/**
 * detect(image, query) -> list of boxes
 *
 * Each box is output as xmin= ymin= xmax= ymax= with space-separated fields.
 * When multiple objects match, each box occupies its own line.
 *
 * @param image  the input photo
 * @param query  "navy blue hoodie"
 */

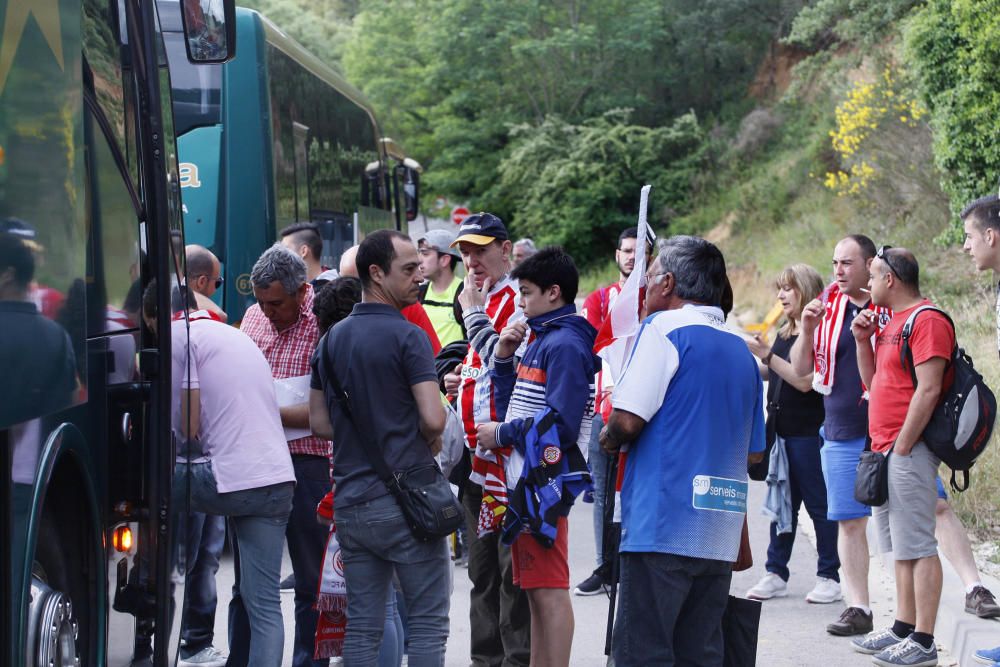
xmin=493 ymin=304 xmax=600 ymax=486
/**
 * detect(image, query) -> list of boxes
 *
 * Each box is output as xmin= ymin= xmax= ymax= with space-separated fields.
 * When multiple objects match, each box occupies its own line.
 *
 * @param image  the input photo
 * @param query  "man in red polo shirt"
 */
xmin=851 ymin=246 xmax=951 ymax=667
xmin=240 ymin=243 xmax=328 ymax=667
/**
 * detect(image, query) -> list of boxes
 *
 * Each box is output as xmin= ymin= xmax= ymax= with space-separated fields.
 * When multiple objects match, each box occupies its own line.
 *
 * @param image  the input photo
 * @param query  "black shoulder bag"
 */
xmin=854 ymin=437 xmax=890 ymax=507
xmin=320 ymin=339 xmax=463 ymax=541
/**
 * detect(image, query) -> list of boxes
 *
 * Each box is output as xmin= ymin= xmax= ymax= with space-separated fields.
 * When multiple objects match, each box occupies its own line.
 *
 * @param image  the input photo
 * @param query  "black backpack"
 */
xmin=900 ymin=306 xmax=997 ymax=491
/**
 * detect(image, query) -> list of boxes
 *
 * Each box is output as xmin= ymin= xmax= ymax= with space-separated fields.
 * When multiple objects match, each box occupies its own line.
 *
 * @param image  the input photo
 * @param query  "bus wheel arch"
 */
xmin=25 ymin=430 xmax=103 ymax=667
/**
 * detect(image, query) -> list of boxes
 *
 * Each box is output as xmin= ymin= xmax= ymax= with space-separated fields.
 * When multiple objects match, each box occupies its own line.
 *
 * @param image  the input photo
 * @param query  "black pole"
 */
xmin=603 ymin=450 xmax=622 ymax=659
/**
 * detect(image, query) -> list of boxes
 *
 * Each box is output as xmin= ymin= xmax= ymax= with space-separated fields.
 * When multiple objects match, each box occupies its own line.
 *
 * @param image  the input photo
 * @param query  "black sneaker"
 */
xmin=573 ymin=571 xmax=610 ymax=596
xmin=826 ymin=606 xmax=874 ymax=636
xmin=280 ymin=573 xmax=295 ymax=594
xmin=966 ymin=585 xmax=1000 ymax=619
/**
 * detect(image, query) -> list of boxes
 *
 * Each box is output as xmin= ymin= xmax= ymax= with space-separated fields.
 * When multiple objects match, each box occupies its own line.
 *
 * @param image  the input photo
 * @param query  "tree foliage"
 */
xmin=493 ymin=110 xmax=704 ymax=265
xmin=905 ymin=0 xmax=1000 ymax=224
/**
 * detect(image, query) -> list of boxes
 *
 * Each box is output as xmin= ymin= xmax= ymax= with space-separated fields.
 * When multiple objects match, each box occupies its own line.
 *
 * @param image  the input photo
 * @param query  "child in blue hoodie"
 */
xmin=475 ymin=246 xmax=599 ymax=667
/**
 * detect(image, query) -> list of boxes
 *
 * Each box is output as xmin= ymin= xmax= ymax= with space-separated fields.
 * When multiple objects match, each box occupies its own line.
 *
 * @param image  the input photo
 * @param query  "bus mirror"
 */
xmin=395 ymin=164 xmax=420 ymax=223
xmin=180 ymin=0 xmax=237 ymax=64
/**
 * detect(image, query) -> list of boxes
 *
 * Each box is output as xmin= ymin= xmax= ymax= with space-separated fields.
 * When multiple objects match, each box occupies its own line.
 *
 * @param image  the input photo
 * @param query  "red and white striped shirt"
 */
xmin=240 ymin=284 xmax=330 ymax=458
xmin=458 ymin=276 xmax=522 ymax=448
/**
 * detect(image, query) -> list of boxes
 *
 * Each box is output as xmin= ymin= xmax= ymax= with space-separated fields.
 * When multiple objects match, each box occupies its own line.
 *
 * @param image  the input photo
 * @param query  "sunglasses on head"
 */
xmin=876 ymin=245 xmax=901 ymax=278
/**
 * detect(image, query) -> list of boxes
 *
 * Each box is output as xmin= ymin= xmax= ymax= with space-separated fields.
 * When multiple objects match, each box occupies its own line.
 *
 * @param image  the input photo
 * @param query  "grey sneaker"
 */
xmin=826 ymin=606 xmax=874 ymax=636
xmin=851 ymin=627 xmax=905 ymax=655
xmin=872 ymin=637 xmax=938 ymax=667
xmin=966 ymin=585 xmax=1000 ymax=619
xmin=179 ymin=646 xmax=228 ymax=667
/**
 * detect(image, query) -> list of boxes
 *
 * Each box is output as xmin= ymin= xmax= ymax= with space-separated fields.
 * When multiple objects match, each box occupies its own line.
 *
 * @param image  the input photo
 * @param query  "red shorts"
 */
xmin=511 ymin=517 xmax=569 ymax=590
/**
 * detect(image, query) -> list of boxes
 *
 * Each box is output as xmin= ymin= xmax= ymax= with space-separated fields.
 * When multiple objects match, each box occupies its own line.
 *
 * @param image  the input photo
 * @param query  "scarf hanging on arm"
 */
xmin=313 ymin=500 xmax=346 ymax=659
xmin=812 ymin=283 xmax=890 ymax=396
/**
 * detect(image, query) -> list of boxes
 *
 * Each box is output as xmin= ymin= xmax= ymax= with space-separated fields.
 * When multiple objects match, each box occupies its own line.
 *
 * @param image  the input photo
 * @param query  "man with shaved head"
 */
xmin=185 ymin=245 xmax=227 ymax=322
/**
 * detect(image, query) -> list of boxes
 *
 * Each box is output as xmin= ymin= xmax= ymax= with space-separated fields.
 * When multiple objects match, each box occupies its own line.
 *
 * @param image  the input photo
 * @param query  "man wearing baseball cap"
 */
xmin=446 ymin=212 xmax=532 ymax=666
xmin=418 ymin=228 xmax=465 ymax=347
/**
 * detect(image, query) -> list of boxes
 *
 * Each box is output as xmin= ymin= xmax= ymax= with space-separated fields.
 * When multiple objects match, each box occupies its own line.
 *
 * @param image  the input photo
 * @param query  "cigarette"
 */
xmin=859 ymin=288 xmax=871 ymax=293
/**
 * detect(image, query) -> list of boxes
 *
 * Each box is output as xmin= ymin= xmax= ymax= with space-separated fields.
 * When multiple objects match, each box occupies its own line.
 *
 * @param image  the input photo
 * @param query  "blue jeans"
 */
xmin=378 ymin=591 xmax=404 ymax=667
xmin=765 ymin=435 xmax=840 ymax=582
xmin=227 ymin=455 xmax=329 ymax=667
xmin=587 ymin=414 xmax=610 ymax=566
xmin=613 ymin=552 xmax=732 ymax=666
xmin=183 ymin=462 xmax=292 ymax=667
xmin=181 ymin=512 xmax=226 ymax=656
xmin=335 ymin=494 xmax=451 ymax=667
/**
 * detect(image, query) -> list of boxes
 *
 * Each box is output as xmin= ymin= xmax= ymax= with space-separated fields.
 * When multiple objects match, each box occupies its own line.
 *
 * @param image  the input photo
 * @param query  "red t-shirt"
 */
xmin=868 ymin=300 xmax=954 ymax=452
xmin=402 ymin=302 xmax=442 ymax=355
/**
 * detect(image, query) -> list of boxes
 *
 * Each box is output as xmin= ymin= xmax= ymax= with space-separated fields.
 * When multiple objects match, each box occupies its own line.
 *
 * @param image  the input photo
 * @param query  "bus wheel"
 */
xmin=27 ymin=570 xmax=80 ymax=667
xmin=28 ymin=507 xmax=88 ymax=667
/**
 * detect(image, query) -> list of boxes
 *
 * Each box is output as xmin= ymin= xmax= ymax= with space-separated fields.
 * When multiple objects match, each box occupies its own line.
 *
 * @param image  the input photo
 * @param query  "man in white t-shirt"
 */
xmin=145 ymin=282 xmax=295 ymax=667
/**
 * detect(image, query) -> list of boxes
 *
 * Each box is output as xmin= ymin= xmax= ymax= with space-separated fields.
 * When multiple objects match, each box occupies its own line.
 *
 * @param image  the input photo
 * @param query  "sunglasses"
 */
xmin=197 ymin=274 xmax=224 ymax=289
xmin=876 ymin=245 xmax=901 ymax=279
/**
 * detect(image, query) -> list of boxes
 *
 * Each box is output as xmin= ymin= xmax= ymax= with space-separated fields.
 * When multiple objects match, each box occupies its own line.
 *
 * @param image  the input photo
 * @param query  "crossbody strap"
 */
xmin=319 ymin=334 xmax=401 ymax=494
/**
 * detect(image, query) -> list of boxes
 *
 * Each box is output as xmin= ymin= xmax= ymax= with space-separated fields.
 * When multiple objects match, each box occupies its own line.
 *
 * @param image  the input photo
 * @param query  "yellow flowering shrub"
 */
xmin=824 ymin=67 xmax=926 ymax=196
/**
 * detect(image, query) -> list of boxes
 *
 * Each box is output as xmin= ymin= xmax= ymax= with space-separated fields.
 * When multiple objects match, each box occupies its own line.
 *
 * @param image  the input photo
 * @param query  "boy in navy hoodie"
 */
xmin=476 ymin=246 xmax=599 ymax=667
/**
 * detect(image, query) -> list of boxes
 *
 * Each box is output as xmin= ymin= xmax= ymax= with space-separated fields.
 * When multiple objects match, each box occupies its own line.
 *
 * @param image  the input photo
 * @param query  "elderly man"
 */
xmin=512 ymin=238 xmax=537 ymax=268
xmin=238 ymin=244 xmax=327 ymax=667
xmin=601 ymin=236 xmax=765 ymax=666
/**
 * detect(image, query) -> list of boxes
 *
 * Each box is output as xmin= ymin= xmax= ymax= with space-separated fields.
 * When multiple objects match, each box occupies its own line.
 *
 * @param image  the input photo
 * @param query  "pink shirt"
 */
xmin=173 ymin=313 xmax=295 ymax=493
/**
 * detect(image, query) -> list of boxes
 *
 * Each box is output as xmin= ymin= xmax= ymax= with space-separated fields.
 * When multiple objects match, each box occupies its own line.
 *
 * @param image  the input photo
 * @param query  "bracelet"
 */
xmin=763 ymin=349 xmax=774 ymax=366
xmin=494 ymin=422 xmax=503 ymax=446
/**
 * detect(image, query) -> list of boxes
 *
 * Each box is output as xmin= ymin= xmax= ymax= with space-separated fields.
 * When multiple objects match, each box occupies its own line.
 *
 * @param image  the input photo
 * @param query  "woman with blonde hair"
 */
xmin=744 ymin=263 xmax=843 ymax=605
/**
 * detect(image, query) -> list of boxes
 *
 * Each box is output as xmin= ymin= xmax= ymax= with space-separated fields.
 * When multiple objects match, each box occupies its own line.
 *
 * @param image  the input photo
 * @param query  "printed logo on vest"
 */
xmin=692 ymin=475 xmax=748 ymax=513
xmin=542 ymin=446 xmax=562 ymax=465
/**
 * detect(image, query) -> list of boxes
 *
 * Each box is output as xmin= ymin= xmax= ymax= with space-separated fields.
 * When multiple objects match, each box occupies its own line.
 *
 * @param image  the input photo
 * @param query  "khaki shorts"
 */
xmin=873 ymin=442 xmax=940 ymax=561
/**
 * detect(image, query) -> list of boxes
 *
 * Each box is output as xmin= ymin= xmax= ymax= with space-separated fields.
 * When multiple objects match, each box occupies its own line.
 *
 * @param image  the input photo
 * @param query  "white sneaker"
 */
xmin=746 ymin=573 xmax=788 ymax=600
xmin=179 ymin=646 xmax=228 ymax=667
xmin=805 ymin=577 xmax=843 ymax=604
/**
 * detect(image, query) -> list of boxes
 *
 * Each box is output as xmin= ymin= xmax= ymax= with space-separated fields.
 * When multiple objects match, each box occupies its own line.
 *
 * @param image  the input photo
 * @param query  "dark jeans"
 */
xmin=181 ymin=511 xmax=226 ymax=656
xmin=227 ymin=455 xmax=330 ymax=667
xmin=462 ymin=484 xmax=531 ymax=667
xmin=765 ymin=435 xmax=841 ymax=582
xmin=613 ymin=552 xmax=732 ymax=667
xmin=336 ymin=493 xmax=451 ymax=666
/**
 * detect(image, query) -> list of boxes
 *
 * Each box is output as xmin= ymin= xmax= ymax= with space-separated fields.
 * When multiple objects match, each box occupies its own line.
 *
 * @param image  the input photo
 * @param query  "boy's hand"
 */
xmin=497 ymin=320 xmax=528 ymax=359
xmin=476 ymin=421 xmax=501 ymax=450
xmin=444 ymin=363 xmax=463 ymax=399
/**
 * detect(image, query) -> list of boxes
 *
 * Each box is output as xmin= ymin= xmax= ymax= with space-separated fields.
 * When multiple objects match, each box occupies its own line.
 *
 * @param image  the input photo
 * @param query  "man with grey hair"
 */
xmin=600 ymin=236 xmax=765 ymax=665
xmin=512 ymin=238 xmax=537 ymax=268
xmin=238 ymin=243 xmax=328 ymax=667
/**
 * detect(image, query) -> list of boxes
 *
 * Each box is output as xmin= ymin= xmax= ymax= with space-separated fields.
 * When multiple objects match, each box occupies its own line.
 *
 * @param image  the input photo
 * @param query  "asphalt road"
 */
xmin=200 ymin=481 xmax=957 ymax=666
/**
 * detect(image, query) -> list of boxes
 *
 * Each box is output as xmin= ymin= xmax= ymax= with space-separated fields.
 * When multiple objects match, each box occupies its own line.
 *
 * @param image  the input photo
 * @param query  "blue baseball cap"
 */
xmin=451 ymin=212 xmax=509 ymax=247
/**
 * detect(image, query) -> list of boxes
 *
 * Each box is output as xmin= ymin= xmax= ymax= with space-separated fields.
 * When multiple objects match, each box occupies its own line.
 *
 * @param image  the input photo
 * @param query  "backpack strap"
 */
xmin=951 ymin=468 xmax=970 ymax=493
xmin=898 ymin=305 xmax=955 ymax=387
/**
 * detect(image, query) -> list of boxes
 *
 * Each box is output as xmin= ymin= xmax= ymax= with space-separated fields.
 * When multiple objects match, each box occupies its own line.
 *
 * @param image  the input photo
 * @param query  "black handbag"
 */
xmin=748 ymin=372 xmax=783 ymax=482
xmin=320 ymin=338 xmax=464 ymax=541
xmin=853 ymin=439 xmax=890 ymax=507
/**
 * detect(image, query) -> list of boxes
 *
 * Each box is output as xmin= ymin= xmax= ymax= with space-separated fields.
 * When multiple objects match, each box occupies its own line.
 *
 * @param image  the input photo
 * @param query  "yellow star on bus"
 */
xmin=0 ymin=0 xmax=65 ymax=95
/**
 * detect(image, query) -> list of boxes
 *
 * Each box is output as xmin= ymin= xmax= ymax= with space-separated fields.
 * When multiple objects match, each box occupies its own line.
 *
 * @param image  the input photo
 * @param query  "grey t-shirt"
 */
xmin=311 ymin=302 xmax=438 ymax=509
xmin=822 ymin=300 xmax=869 ymax=441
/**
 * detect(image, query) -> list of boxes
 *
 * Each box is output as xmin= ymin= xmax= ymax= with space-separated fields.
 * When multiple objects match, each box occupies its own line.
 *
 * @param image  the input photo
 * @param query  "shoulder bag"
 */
xmin=320 ymin=338 xmax=463 ymax=541
xmin=748 ymin=369 xmax=783 ymax=482
xmin=853 ymin=438 xmax=890 ymax=507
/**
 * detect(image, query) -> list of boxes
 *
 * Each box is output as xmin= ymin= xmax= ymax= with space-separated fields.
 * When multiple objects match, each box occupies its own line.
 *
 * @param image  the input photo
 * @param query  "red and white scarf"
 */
xmin=313 ymin=523 xmax=347 ymax=659
xmin=812 ymin=282 xmax=890 ymax=395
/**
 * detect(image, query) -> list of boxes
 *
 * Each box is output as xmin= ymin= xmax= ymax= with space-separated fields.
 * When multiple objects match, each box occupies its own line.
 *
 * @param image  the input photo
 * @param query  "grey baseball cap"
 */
xmin=418 ymin=228 xmax=462 ymax=258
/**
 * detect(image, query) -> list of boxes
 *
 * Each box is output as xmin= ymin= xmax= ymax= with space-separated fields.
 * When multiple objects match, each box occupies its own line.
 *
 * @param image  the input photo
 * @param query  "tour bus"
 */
xmin=0 ymin=0 xmax=233 ymax=664
xmin=161 ymin=5 xmax=421 ymax=322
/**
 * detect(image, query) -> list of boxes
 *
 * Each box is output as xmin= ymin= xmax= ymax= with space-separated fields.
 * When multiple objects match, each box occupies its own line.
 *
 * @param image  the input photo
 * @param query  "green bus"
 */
xmin=0 ymin=0 xmax=234 ymax=663
xmin=161 ymin=4 xmax=421 ymax=322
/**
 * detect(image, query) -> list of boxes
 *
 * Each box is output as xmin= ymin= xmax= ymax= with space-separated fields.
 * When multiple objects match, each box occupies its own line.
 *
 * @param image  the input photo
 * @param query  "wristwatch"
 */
xmin=763 ymin=349 xmax=774 ymax=366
